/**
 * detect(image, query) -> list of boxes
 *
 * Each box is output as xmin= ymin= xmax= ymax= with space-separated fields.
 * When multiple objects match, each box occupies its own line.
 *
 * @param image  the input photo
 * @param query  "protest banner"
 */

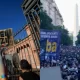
xmin=40 ymin=29 xmax=60 ymax=68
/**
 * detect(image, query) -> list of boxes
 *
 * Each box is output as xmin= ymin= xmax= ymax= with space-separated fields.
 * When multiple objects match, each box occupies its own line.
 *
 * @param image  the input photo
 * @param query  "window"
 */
xmin=26 ymin=44 xmax=29 ymax=47
xmin=6 ymin=39 xmax=8 ymax=43
xmin=34 ymin=27 xmax=37 ymax=32
xmin=21 ymin=46 xmax=23 ymax=49
xmin=16 ymin=48 xmax=19 ymax=53
xmin=0 ymin=33 xmax=4 ymax=37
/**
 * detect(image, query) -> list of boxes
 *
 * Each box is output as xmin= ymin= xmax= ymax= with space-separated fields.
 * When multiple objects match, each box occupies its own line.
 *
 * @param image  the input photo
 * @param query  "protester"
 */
xmin=19 ymin=59 xmax=40 ymax=80
xmin=60 ymin=46 xmax=80 ymax=80
xmin=41 ymin=45 xmax=80 ymax=80
xmin=78 ymin=67 xmax=80 ymax=80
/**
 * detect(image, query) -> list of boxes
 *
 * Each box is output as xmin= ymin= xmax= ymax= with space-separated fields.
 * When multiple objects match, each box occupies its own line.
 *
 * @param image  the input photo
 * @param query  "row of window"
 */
xmin=0 ymin=31 xmax=6 ymax=37
xmin=0 ymin=38 xmax=8 ymax=44
xmin=16 ymin=44 xmax=30 ymax=53
xmin=0 ymin=30 xmax=12 ymax=37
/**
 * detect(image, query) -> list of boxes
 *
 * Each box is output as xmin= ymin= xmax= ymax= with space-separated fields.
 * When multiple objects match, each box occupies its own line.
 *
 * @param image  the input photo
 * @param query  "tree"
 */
xmin=14 ymin=39 xmax=22 ymax=44
xmin=40 ymin=10 xmax=53 ymax=29
xmin=76 ymin=31 xmax=80 ymax=45
xmin=53 ymin=26 xmax=73 ymax=45
xmin=40 ymin=2 xmax=53 ymax=29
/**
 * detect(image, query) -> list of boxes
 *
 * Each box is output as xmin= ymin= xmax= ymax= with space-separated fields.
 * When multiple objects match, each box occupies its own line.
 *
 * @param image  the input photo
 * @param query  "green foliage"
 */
xmin=14 ymin=39 xmax=22 ymax=44
xmin=76 ymin=31 xmax=80 ymax=45
xmin=40 ymin=9 xmax=53 ymax=30
xmin=52 ymin=26 xmax=73 ymax=45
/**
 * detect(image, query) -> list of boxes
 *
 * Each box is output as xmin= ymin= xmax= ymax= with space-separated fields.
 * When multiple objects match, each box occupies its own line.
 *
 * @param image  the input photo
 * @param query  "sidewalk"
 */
xmin=40 ymin=66 xmax=62 ymax=80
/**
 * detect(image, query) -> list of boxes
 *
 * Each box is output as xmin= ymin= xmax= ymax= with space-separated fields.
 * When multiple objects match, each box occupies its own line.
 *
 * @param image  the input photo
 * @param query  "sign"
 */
xmin=40 ymin=29 xmax=60 ymax=67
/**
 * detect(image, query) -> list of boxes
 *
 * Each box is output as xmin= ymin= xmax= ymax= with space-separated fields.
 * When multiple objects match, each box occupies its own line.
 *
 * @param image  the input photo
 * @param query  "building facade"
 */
xmin=22 ymin=0 xmax=40 ymax=67
xmin=41 ymin=0 xmax=63 ymax=26
xmin=22 ymin=0 xmax=40 ymax=49
xmin=5 ymin=25 xmax=40 ymax=69
xmin=5 ymin=0 xmax=40 ymax=69
xmin=0 ymin=28 xmax=14 ymax=46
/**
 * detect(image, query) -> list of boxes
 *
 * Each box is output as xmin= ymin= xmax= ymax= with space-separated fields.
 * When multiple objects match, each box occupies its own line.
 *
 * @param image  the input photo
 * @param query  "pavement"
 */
xmin=40 ymin=66 xmax=62 ymax=80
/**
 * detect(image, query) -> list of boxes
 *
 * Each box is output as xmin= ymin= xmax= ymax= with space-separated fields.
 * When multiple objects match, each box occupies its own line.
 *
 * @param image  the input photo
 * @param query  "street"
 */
xmin=40 ymin=66 xmax=62 ymax=80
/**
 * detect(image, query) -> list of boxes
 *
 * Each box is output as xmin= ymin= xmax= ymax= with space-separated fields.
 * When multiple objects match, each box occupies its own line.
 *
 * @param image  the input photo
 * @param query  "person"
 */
xmin=19 ymin=59 xmax=40 ymax=80
xmin=78 ymin=67 xmax=80 ymax=80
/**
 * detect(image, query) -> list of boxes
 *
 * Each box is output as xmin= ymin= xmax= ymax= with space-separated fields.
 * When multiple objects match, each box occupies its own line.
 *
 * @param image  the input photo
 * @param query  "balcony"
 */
xmin=22 ymin=0 xmax=38 ymax=14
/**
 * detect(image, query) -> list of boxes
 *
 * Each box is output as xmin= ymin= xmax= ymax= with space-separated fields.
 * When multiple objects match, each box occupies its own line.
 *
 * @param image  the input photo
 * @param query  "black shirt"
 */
xmin=20 ymin=71 xmax=40 ymax=80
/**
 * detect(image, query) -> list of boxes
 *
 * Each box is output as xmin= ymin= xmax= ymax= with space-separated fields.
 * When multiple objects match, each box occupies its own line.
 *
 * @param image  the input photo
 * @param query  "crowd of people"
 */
xmin=40 ymin=46 xmax=80 ymax=80
xmin=60 ymin=46 xmax=80 ymax=80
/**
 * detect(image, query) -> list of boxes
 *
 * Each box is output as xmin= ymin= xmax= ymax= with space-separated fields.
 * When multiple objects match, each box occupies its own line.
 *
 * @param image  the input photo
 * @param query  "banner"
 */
xmin=40 ymin=29 xmax=60 ymax=67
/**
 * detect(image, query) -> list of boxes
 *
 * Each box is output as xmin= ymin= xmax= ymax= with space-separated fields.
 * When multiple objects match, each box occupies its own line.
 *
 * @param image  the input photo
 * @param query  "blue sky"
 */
xmin=0 ymin=0 xmax=27 ymax=34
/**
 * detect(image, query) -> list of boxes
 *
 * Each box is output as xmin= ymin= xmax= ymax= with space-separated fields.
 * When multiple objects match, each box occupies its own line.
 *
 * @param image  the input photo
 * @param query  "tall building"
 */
xmin=73 ymin=4 xmax=79 ymax=46
xmin=41 ymin=0 xmax=63 ymax=26
xmin=22 ymin=0 xmax=40 ymax=68
xmin=22 ymin=0 xmax=40 ymax=49
xmin=0 ymin=28 xmax=14 ymax=46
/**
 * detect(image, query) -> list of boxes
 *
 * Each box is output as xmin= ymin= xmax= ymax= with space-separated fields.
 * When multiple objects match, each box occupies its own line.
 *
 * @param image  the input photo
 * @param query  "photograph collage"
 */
xmin=0 ymin=0 xmax=80 ymax=80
